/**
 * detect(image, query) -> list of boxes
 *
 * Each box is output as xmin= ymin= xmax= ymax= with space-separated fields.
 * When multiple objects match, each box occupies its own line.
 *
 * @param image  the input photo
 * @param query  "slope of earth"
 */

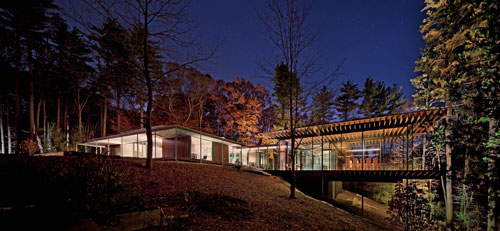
xmin=129 ymin=160 xmax=387 ymax=231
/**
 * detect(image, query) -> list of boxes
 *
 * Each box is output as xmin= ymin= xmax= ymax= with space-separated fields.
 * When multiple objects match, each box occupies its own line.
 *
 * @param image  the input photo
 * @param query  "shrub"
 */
xmin=388 ymin=181 xmax=434 ymax=230
xmin=366 ymin=182 xmax=395 ymax=205
xmin=0 ymin=156 xmax=143 ymax=226
xmin=20 ymin=139 xmax=40 ymax=155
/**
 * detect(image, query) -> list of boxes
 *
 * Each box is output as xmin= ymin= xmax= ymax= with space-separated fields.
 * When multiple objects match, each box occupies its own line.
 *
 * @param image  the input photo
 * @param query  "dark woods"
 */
xmin=0 ymin=0 xmax=406 ymax=154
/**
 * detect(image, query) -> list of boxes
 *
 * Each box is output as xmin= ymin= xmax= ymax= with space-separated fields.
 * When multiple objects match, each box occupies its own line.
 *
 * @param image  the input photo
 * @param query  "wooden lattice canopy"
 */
xmin=262 ymin=108 xmax=447 ymax=144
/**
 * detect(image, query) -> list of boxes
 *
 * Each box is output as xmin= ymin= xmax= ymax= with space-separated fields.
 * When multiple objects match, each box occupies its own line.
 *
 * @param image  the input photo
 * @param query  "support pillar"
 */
xmin=266 ymin=145 xmax=269 ymax=169
xmin=120 ymin=136 xmax=123 ymax=157
xmin=278 ymin=140 xmax=281 ymax=170
xmin=321 ymin=134 xmax=324 ymax=170
xmin=340 ymin=133 xmax=343 ymax=170
xmin=285 ymin=142 xmax=288 ymax=170
xmin=221 ymin=141 xmax=225 ymax=165
xmin=328 ymin=181 xmax=343 ymax=200
xmin=406 ymin=125 xmax=409 ymax=170
xmin=382 ymin=128 xmax=385 ymax=170
xmin=362 ymin=130 xmax=365 ymax=170
xmin=329 ymin=141 xmax=332 ymax=170
xmin=311 ymin=138 xmax=314 ymax=170
xmin=321 ymin=177 xmax=324 ymax=198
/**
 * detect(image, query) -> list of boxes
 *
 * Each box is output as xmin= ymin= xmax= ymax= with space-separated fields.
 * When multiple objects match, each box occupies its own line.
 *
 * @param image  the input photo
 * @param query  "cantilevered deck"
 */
xmin=265 ymin=170 xmax=445 ymax=182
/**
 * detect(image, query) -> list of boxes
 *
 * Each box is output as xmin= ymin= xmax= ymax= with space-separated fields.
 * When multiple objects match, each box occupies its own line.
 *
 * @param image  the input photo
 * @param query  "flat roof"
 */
xmin=262 ymin=108 xmax=447 ymax=141
xmin=78 ymin=125 xmax=244 ymax=146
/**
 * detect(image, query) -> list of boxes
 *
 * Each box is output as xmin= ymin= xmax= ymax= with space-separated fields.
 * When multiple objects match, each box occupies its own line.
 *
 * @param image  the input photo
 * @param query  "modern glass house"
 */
xmin=76 ymin=125 xmax=244 ymax=164
xmin=77 ymin=109 xmax=447 ymax=171
xmin=261 ymin=108 xmax=447 ymax=171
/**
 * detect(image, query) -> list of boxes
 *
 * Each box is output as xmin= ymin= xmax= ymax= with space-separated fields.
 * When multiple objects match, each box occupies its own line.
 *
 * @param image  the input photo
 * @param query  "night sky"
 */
xmin=189 ymin=0 xmax=426 ymax=97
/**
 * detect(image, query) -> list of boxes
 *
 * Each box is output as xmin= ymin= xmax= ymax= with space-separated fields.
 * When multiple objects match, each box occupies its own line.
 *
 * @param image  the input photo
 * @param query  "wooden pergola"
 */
xmin=262 ymin=108 xmax=447 ymax=141
xmin=261 ymin=108 xmax=447 ymax=172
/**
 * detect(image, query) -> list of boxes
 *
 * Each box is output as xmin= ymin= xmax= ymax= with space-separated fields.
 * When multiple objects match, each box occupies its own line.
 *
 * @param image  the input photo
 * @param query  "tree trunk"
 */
xmin=14 ymin=41 xmax=21 ymax=154
xmin=36 ymin=98 xmax=41 ymax=137
xmin=444 ymin=101 xmax=453 ymax=227
xmin=102 ymin=98 xmax=107 ymax=137
xmin=78 ymin=108 xmax=82 ymax=135
xmin=14 ymin=76 xmax=20 ymax=153
xmin=487 ymin=118 xmax=497 ymax=231
xmin=140 ymin=99 xmax=144 ymax=128
xmin=289 ymin=71 xmax=296 ymax=199
xmin=43 ymin=99 xmax=46 ymax=145
xmin=29 ymin=70 xmax=35 ymax=141
xmin=64 ymin=100 xmax=68 ymax=134
xmin=0 ymin=95 xmax=4 ymax=154
xmin=116 ymin=93 xmax=121 ymax=133
xmin=199 ymin=99 xmax=204 ymax=131
xmin=56 ymin=97 xmax=61 ymax=129
xmin=6 ymin=96 xmax=11 ymax=154
xmin=144 ymin=2 xmax=153 ymax=169
xmin=185 ymin=99 xmax=192 ymax=125
xmin=422 ymin=136 xmax=426 ymax=170
xmin=64 ymin=100 xmax=69 ymax=151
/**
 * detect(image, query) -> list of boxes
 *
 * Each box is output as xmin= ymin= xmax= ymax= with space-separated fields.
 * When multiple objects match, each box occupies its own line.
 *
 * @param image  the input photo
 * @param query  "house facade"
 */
xmin=77 ymin=108 xmax=446 ymax=171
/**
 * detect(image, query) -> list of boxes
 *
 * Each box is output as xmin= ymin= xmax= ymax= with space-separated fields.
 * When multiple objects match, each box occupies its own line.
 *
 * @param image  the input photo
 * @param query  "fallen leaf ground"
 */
xmin=126 ymin=159 xmax=387 ymax=231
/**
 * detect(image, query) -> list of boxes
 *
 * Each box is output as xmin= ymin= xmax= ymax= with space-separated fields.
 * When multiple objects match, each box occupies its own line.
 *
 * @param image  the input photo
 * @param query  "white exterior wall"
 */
xmin=122 ymin=143 xmax=134 ymax=158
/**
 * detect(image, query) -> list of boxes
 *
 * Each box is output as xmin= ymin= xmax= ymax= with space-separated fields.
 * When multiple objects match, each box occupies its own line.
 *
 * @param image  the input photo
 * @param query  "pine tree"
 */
xmin=272 ymin=63 xmax=306 ymax=129
xmin=413 ymin=0 xmax=500 ymax=229
xmin=333 ymin=81 xmax=360 ymax=121
xmin=310 ymin=85 xmax=334 ymax=124
xmin=386 ymin=84 xmax=405 ymax=114
xmin=360 ymin=77 xmax=390 ymax=117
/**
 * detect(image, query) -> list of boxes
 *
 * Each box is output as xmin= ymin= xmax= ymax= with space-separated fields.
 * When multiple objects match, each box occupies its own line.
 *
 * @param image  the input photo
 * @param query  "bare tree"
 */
xmin=75 ymin=88 xmax=89 ymax=135
xmin=260 ymin=0 xmax=328 ymax=198
xmin=66 ymin=0 xmax=216 ymax=169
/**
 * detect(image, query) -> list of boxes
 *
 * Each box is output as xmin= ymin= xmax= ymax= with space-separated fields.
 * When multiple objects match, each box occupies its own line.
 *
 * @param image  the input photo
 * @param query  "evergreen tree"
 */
xmin=0 ymin=0 xmax=57 ymax=152
xmin=310 ymin=85 xmax=334 ymax=124
xmin=334 ymin=81 xmax=361 ymax=121
xmin=413 ymin=0 xmax=500 ymax=229
xmin=386 ymin=84 xmax=405 ymax=114
xmin=272 ymin=63 xmax=306 ymax=129
xmin=359 ymin=77 xmax=386 ymax=117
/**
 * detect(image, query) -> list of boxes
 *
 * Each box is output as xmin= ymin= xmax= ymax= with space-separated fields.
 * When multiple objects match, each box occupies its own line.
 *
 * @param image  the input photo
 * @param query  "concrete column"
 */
xmin=321 ymin=177 xmax=324 ymax=198
xmin=328 ymin=181 xmax=343 ymax=200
